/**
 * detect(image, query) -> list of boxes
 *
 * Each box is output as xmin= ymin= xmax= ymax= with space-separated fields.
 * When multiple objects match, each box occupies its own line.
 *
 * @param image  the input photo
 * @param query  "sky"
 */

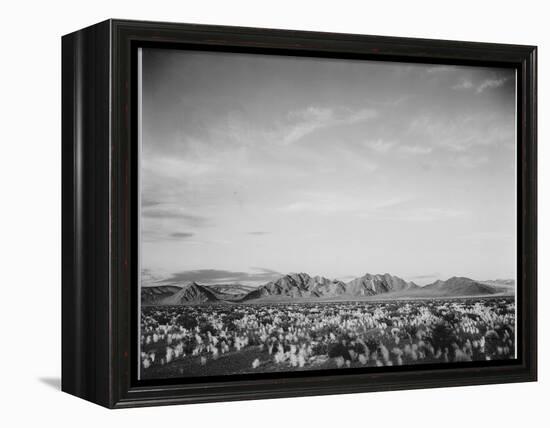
xmin=139 ymin=48 xmax=516 ymax=287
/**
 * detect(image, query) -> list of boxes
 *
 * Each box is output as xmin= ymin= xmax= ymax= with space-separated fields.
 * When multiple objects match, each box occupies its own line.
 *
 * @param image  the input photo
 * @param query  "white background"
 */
xmin=0 ymin=0 xmax=546 ymax=425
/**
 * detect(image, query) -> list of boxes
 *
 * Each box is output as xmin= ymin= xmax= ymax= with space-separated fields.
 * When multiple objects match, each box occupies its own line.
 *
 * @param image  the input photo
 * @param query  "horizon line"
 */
xmin=140 ymin=270 xmax=515 ymax=288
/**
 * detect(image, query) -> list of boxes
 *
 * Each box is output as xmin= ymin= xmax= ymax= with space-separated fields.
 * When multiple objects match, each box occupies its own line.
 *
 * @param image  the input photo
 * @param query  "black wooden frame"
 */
xmin=62 ymin=19 xmax=537 ymax=408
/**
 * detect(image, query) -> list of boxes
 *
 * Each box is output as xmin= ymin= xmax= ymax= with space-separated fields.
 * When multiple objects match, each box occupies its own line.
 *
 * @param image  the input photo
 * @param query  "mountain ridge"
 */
xmin=148 ymin=282 xmax=219 ymax=305
xmin=407 ymin=276 xmax=500 ymax=297
xmin=140 ymin=272 xmax=512 ymax=305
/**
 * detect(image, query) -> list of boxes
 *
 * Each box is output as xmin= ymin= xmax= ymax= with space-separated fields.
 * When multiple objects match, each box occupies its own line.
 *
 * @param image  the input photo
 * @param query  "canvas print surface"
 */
xmin=138 ymin=48 xmax=516 ymax=380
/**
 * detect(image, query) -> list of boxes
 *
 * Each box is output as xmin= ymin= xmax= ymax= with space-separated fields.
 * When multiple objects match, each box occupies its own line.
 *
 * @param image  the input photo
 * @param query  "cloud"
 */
xmin=426 ymin=65 xmax=456 ymax=74
xmin=279 ymin=194 xmax=413 ymax=217
xmin=360 ymin=201 xmax=468 ymax=223
xmin=399 ymin=145 xmax=433 ymax=154
xmin=162 ymin=267 xmax=282 ymax=285
xmin=282 ymin=107 xmax=333 ymax=145
xmin=364 ymin=140 xmax=434 ymax=156
xmin=407 ymin=273 xmax=441 ymax=280
xmin=142 ymin=208 xmax=210 ymax=226
xmin=170 ymin=232 xmax=194 ymax=239
xmin=279 ymin=200 xmax=353 ymax=214
xmin=476 ymin=77 xmax=508 ymax=93
xmin=408 ymin=113 xmax=514 ymax=152
xmin=401 ymin=208 xmax=467 ymax=222
xmin=452 ymin=76 xmax=508 ymax=93
xmin=452 ymin=79 xmax=474 ymax=90
xmin=141 ymin=268 xmax=171 ymax=286
xmin=250 ymin=267 xmax=281 ymax=275
xmin=248 ymin=231 xmax=270 ymax=235
xmin=405 ymin=273 xmax=442 ymax=286
xmin=459 ymin=232 xmax=514 ymax=242
xmin=373 ymin=197 xmax=415 ymax=210
xmin=143 ymin=155 xmax=218 ymax=178
xmin=282 ymin=106 xmax=377 ymax=145
xmin=364 ymin=139 xmax=395 ymax=153
xmin=142 ymin=198 xmax=160 ymax=207
xmin=455 ymin=155 xmax=489 ymax=169
xmin=142 ymin=230 xmax=196 ymax=243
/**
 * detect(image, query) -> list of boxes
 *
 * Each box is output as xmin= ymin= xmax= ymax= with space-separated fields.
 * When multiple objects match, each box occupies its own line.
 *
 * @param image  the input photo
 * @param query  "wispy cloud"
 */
xmin=143 ymin=155 xmax=218 ymax=178
xmin=399 ymin=145 xmax=433 ymax=154
xmin=161 ymin=267 xmax=282 ymax=285
xmin=142 ymin=207 xmax=210 ymax=226
xmin=142 ymin=230 xmax=196 ymax=243
xmin=248 ymin=231 xmax=270 ymax=235
xmin=279 ymin=199 xmax=358 ymax=215
xmin=282 ymin=106 xmax=377 ymax=145
xmin=452 ymin=76 xmax=508 ymax=93
xmin=142 ymin=197 xmax=161 ymax=207
xmin=279 ymin=194 xmax=414 ymax=217
xmin=407 ymin=273 xmax=441 ymax=280
xmin=365 ymin=140 xmax=433 ymax=156
xmin=426 ymin=65 xmax=456 ymax=74
xmin=405 ymin=273 xmax=441 ymax=286
xmin=400 ymin=207 xmax=468 ymax=222
xmin=170 ymin=232 xmax=194 ymax=239
xmin=452 ymin=79 xmax=474 ymax=90
xmin=477 ymin=77 xmax=508 ymax=93
xmin=360 ymin=202 xmax=469 ymax=223
xmin=408 ymin=113 xmax=514 ymax=152
xmin=459 ymin=232 xmax=514 ymax=242
xmin=373 ymin=197 xmax=415 ymax=209
xmin=364 ymin=139 xmax=395 ymax=153
xmin=455 ymin=155 xmax=489 ymax=169
xmin=282 ymin=107 xmax=332 ymax=145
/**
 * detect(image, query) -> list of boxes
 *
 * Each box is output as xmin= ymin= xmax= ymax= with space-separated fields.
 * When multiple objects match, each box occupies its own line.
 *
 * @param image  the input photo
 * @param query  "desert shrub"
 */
xmin=183 ymin=337 xmax=197 ymax=354
xmin=404 ymin=324 xmax=418 ymax=339
xmin=199 ymin=322 xmax=217 ymax=335
xmin=314 ymin=326 xmax=338 ymax=340
xmin=328 ymin=343 xmax=351 ymax=360
xmin=429 ymin=322 xmax=454 ymax=353
xmin=495 ymin=324 xmax=514 ymax=340
xmin=471 ymin=343 xmax=485 ymax=361
xmin=484 ymin=330 xmax=500 ymax=358
xmin=339 ymin=332 xmax=354 ymax=344
xmin=441 ymin=312 xmax=458 ymax=326
xmin=476 ymin=323 xmax=488 ymax=336
xmin=365 ymin=338 xmax=379 ymax=354
xmin=260 ymin=317 xmax=273 ymax=326
xmin=312 ymin=342 xmax=329 ymax=356
xmin=223 ymin=312 xmax=243 ymax=331
xmin=176 ymin=314 xmax=198 ymax=330
xmin=353 ymin=341 xmax=367 ymax=354
xmin=378 ymin=317 xmax=393 ymax=327
xmin=154 ymin=312 xmax=173 ymax=325
xmin=247 ymin=333 xmax=260 ymax=346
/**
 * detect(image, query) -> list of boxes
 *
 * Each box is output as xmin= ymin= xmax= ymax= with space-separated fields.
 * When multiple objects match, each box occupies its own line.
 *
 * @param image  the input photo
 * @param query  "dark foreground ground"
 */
xmin=140 ymin=296 xmax=515 ymax=380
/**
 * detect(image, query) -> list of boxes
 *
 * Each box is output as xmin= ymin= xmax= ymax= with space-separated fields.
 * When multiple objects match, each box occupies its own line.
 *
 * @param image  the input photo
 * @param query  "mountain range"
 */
xmin=141 ymin=273 xmax=514 ymax=306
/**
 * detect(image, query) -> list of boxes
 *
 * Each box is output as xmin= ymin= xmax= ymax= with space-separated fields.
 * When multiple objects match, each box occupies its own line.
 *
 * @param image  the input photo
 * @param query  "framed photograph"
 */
xmin=62 ymin=19 xmax=537 ymax=408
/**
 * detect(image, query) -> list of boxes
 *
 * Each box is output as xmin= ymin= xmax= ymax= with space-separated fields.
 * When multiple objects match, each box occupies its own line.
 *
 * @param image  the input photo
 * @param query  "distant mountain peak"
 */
xmin=240 ymin=272 xmax=417 ymax=302
xmin=187 ymin=281 xmax=202 ymax=287
xmin=141 ymin=281 xmax=219 ymax=305
xmin=421 ymin=276 xmax=500 ymax=296
xmin=141 ymin=272 xmax=512 ymax=306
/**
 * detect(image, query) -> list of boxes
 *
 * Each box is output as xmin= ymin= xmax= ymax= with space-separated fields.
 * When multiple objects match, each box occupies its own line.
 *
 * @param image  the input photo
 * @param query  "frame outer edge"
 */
xmin=61 ymin=20 xmax=113 ymax=408
xmin=61 ymin=29 xmax=80 ymax=399
xmin=527 ymin=46 xmax=537 ymax=381
xmin=70 ymin=19 xmax=538 ymax=408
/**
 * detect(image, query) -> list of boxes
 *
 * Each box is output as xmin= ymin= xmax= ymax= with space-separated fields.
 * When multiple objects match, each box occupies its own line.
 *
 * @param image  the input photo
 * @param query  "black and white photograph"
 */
xmin=138 ymin=48 xmax=517 ymax=380
xmin=0 ymin=0 xmax=544 ymax=420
